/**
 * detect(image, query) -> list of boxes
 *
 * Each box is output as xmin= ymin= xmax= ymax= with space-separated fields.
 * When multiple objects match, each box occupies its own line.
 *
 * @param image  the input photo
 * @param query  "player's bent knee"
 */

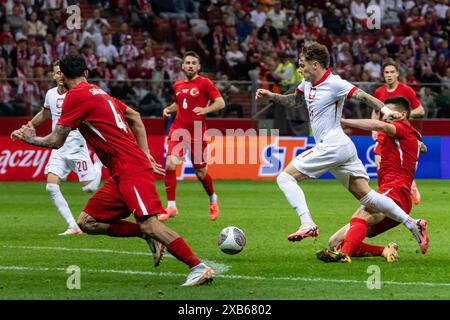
xmin=276 ymin=171 xmax=295 ymax=187
xmin=77 ymin=212 xmax=99 ymax=234
xmin=82 ymin=182 xmax=97 ymax=193
xmin=46 ymin=183 xmax=60 ymax=194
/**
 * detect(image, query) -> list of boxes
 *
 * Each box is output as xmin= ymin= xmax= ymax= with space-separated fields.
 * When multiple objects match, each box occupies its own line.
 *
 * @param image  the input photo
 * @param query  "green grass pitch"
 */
xmin=0 ymin=180 xmax=449 ymax=300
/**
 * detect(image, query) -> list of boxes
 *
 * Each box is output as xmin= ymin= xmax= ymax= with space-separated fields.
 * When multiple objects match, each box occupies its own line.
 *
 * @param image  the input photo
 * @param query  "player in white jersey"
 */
xmin=255 ymin=42 xmax=428 ymax=255
xmin=11 ymin=61 xmax=103 ymax=236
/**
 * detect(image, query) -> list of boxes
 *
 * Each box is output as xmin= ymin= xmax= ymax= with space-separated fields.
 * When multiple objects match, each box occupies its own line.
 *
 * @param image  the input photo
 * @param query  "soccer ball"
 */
xmin=218 ymin=226 xmax=246 ymax=255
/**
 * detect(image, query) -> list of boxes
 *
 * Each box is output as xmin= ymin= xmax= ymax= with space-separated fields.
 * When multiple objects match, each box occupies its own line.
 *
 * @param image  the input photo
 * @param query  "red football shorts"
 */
xmin=373 ymin=132 xmax=386 ymax=156
xmin=167 ymin=135 xmax=208 ymax=169
xmin=368 ymin=184 xmax=412 ymax=237
xmin=84 ymin=170 xmax=165 ymax=222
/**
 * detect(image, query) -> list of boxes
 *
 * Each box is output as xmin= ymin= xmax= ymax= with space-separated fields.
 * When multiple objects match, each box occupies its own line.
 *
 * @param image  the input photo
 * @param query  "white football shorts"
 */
xmin=44 ymin=137 xmax=96 ymax=182
xmin=290 ymin=142 xmax=369 ymax=188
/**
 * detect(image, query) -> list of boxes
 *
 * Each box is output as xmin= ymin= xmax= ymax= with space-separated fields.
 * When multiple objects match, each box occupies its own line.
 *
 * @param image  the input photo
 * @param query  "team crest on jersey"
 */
xmin=190 ymin=88 xmax=199 ymax=97
xmin=309 ymin=88 xmax=317 ymax=100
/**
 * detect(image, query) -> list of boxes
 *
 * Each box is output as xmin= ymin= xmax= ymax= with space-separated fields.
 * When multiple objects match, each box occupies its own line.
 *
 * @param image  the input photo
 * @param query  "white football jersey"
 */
xmin=296 ymin=69 xmax=357 ymax=146
xmin=43 ymin=87 xmax=86 ymax=152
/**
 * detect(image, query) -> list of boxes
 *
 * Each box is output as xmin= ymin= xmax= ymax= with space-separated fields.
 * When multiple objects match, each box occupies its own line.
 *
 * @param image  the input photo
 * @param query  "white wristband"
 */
xmin=380 ymin=106 xmax=393 ymax=117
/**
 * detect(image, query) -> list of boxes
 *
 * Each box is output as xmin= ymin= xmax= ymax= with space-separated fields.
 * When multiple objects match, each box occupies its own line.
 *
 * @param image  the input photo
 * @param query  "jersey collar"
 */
xmin=313 ymin=68 xmax=331 ymax=87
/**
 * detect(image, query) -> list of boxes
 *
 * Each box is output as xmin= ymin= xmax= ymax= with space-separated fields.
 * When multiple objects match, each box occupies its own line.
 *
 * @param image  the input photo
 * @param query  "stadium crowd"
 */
xmin=0 ymin=0 xmax=449 ymax=119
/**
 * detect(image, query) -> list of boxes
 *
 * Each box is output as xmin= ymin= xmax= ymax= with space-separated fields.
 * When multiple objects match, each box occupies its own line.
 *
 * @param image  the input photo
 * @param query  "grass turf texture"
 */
xmin=0 ymin=180 xmax=449 ymax=300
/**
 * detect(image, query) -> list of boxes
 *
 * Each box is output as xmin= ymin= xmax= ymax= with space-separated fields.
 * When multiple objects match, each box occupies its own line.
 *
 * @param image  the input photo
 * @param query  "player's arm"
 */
xmin=255 ymin=89 xmax=302 ymax=108
xmin=370 ymin=109 xmax=379 ymax=141
xmin=123 ymin=106 xmax=165 ymax=175
xmin=341 ymin=118 xmax=397 ymax=137
xmin=10 ymin=108 xmax=51 ymax=140
xmin=193 ymin=97 xmax=225 ymax=115
xmin=29 ymin=107 xmax=51 ymax=126
xmin=351 ymin=88 xmax=401 ymax=120
xmin=14 ymin=123 xmax=71 ymax=148
xmin=410 ymin=105 xmax=425 ymax=118
xmin=163 ymin=102 xmax=178 ymax=117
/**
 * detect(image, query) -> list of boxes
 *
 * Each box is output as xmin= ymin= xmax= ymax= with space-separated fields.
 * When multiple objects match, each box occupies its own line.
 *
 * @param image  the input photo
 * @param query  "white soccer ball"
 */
xmin=218 ymin=226 xmax=246 ymax=255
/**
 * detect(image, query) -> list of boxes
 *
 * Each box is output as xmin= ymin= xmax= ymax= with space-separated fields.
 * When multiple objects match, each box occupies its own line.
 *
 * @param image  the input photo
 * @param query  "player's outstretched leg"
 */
xmin=77 ymin=212 xmax=164 ymax=267
xmin=139 ymin=216 xmax=215 ymax=286
xmin=276 ymin=170 xmax=318 ymax=241
xmin=350 ymin=177 xmax=429 ymax=254
xmin=46 ymin=176 xmax=82 ymax=235
xmin=160 ymin=155 xmax=179 ymax=221
xmin=410 ymin=180 xmax=421 ymax=205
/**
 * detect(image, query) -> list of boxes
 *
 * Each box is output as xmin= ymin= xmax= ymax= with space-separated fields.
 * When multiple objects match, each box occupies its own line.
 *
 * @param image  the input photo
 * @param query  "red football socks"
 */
xmin=354 ymin=242 xmax=384 ymax=256
xmin=165 ymin=169 xmax=177 ymax=201
xmin=199 ymin=173 xmax=214 ymax=196
xmin=167 ymin=237 xmax=201 ymax=269
xmin=340 ymin=218 xmax=368 ymax=256
xmin=107 ymin=220 xmax=142 ymax=237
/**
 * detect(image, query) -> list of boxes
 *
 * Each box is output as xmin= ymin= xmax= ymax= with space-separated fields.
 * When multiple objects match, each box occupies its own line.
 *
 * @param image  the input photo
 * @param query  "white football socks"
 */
xmin=276 ymin=172 xmax=315 ymax=226
xmin=168 ymin=201 xmax=177 ymax=208
xmin=209 ymin=193 xmax=217 ymax=204
xmin=46 ymin=183 xmax=78 ymax=229
xmin=360 ymin=190 xmax=416 ymax=231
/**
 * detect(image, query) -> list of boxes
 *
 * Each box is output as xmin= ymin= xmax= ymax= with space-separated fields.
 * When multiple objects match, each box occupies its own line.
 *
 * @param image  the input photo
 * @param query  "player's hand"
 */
xmin=163 ymin=108 xmax=172 ymax=118
xmin=383 ymin=111 xmax=401 ymax=122
xmin=16 ymin=123 xmax=36 ymax=142
xmin=420 ymin=141 xmax=428 ymax=154
xmin=255 ymin=89 xmax=273 ymax=102
xmin=10 ymin=128 xmax=22 ymax=141
xmin=147 ymin=153 xmax=165 ymax=176
xmin=371 ymin=130 xmax=377 ymax=141
xmin=193 ymin=107 xmax=208 ymax=115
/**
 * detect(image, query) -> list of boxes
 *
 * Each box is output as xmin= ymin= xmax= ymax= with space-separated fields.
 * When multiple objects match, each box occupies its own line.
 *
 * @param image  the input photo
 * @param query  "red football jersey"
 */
xmin=57 ymin=82 xmax=151 ymax=178
xmin=378 ymin=120 xmax=422 ymax=189
xmin=373 ymin=82 xmax=421 ymax=110
xmin=170 ymin=76 xmax=221 ymax=137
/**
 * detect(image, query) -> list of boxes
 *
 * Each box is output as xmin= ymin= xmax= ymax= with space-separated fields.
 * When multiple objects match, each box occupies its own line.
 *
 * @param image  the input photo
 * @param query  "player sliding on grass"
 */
xmin=11 ymin=61 xmax=103 ymax=236
xmin=160 ymin=51 xmax=225 ymax=221
xmin=316 ymin=97 xmax=427 ymax=263
xmin=13 ymin=54 xmax=215 ymax=286
xmin=255 ymin=42 xmax=428 ymax=254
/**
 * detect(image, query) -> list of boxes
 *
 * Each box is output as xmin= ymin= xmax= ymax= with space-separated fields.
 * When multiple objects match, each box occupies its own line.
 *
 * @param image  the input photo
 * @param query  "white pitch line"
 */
xmin=1 ymin=245 xmax=230 ymax=275
xmin=1 ymin=265 xmax=450 ymax=288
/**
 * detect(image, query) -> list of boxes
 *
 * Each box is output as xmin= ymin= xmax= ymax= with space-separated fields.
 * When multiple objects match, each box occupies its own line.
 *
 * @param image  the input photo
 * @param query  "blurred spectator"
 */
xmin=225 ymin=41 xmax=247 ymax=79
xmin=364 ymin=53 xmax=382 ymax=81
xmin=317 ymin=28 xmax=333 ymax=53
xmin=275 ymin=53 xmax=299 ymax=93
xmin=0 ymin=70 xmax=17 ymax=115
xmin=250 ymin=3 xmax=266 ymax=28
xmin=27 ymin=11 xmax=46 ymax=40
xmin=323 ymin=8 xmax=345 ymax=36
xmin=42 ymin=33 xmax=57 ymax=61
xmin=306 ymin=5 xmax=323 ymax=28
xmin=267 ymin=1 xmax=286 ymax=33
xmin=341 ymin=7 xmax=355 ymax=33
xmin=237 ymin=13 xmax=253 ymax=44
xmin=128 ymin=55 xmax=151 ymax=79
xmin=56 ymin=32 xmax=76 ymax=59
xmin=288 ymin=17 xmax=306 ymax=41
xmin=85 ymin=9 xmax=111 ymax=36
xmin=42 ymin=0 xmax=68 ymax=10
xmin=136 ymin=83 xmax=164 ymax=117
xmin=419 ymin=86 xmax=439 ymax=118
xmin=257 ymin=18 xmax=278 ymax=44
xmin=119 ymin=34 xmax=139 ymax=66
xmin=29 ymin=45 xmax=52 ymax=69
xmin=167 ymin=57 xmax=184 ymax=83
xmin=81 ymin=44 xmax=98 ymax=74
xmin=435 ymin=0 xmax=449 ymax=19
xmin=436 ymin=86 xmax=450 ymax=117
xmin=406 ymin=66 xmax=421 ymax=92
xmin=215 ymin=73 xmax=243 ymax=118
xmin=0 ymin=23 xmax=13 ymax=45
xmin=440 ymin=67 xmax=450 ymax=89
xmin=17 ymin=68 xmax=40 ymax=115
xmin=96 ymin=33 xmax=119 ymax=65
xmin=112 ymin=22 xmax=129 ymax=49
xmin=7 ymin=5 xmax=26 ymax=34
xmin=350 ymin=0 xmax=368 ymax=27
xmin=129 ymin=0 xmax=156 ymax=32
xmin=150 ymin=57 xmax=171 ymax=103
xmin=109 ymin=80 xmax=135 ymax=106
xmin=421 ymin=67 xmax=442 ymax=93
xmin=95 ymin=57 xmax=113 ymax=90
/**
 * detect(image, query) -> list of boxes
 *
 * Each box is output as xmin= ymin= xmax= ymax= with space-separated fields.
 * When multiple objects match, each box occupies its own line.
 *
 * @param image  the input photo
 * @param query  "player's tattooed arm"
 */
xmin=18 ymin=124 xmax=71 ymax=149
xmin=351 ymin=88 xmax=401 ymax=120
xmin=271 ymin=92 xmax=303 ymax=108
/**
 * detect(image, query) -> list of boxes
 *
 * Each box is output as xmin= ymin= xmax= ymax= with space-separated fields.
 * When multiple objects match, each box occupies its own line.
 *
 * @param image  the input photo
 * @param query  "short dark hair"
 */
xmin=59 ymin=54 xmax=87 ymax=79
xmin=382 ymin=60 xmax=398 ymax=73
xmin=52 ymin=60 xmax=60 ymax=67
xmin=182 ymin=51 xmax=200 ymax=63
xmin=384 ymin=97 xmax=411 ymax=118
xmin=300 ymin=42 xmax=330 ymax=69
